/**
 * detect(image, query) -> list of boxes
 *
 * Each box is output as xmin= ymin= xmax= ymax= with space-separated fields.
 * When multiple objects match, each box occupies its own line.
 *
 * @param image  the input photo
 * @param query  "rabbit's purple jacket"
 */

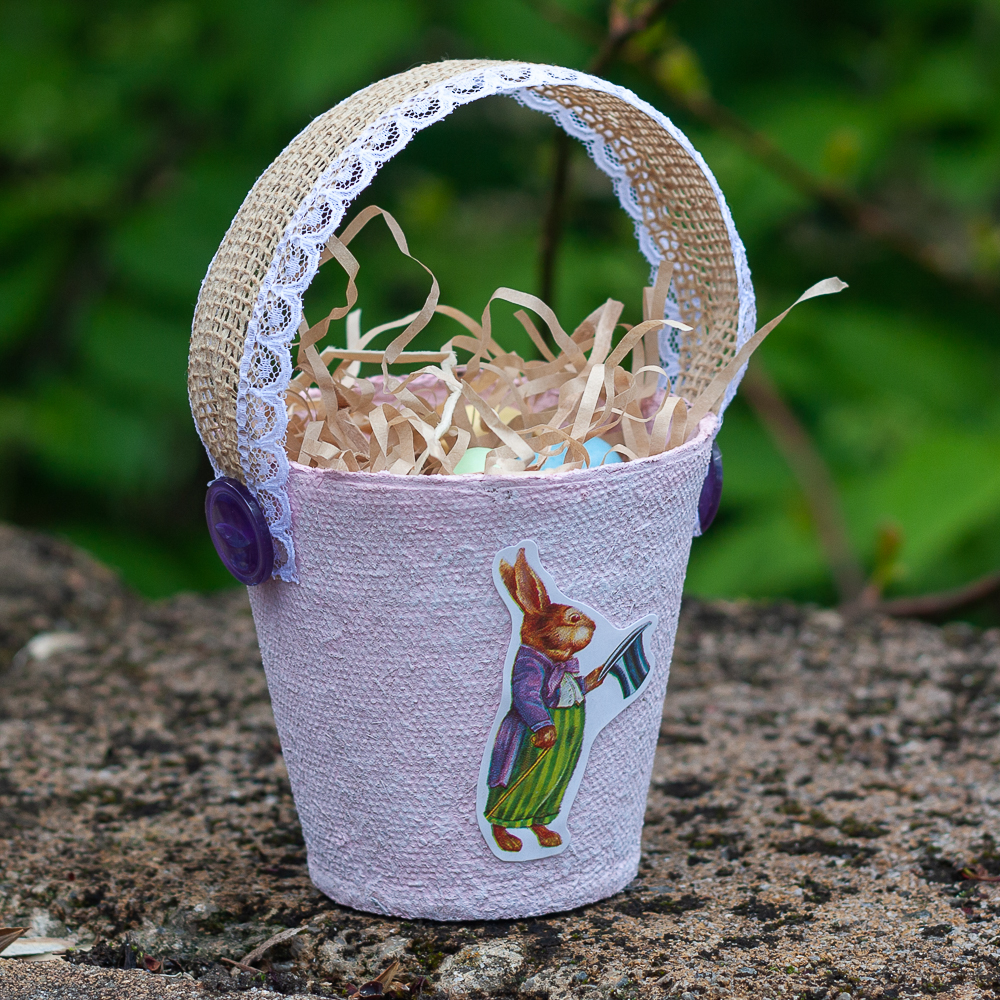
xmin=487 ymin=646 xmax=582 ymax=789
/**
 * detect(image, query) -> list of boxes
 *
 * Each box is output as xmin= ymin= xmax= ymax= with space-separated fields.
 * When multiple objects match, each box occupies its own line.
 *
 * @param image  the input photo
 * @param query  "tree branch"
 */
xmin=530 ymin=3 xmax=999 ymax=619
xmin=877 ymin=571 xmax=1000 ymax=620
xmin=640 ymin=63 xmax=1000 ymax=311
xmin=537 ymin=0 xmax=681 ymax=306
xmin=739 ymin=362 xmax=866 ymax=604
xmin=538 ymin=128 xmax=572 ymax=307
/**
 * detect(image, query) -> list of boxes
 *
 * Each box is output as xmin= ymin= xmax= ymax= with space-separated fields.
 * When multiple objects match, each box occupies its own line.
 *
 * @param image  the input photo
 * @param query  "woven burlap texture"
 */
xmin=247 ymin=416 xmax=716 ymax=920
xmin=188 ymin=59 xmax=753 ymax=581
xmin=527 ymin=84 xmax=741 ymax=398
xmin=189 ymin=60 xmax=496 ymax=483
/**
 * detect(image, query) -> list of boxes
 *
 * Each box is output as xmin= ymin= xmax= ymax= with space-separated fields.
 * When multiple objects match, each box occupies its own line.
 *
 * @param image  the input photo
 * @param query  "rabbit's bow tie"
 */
xmin=543 ymin=656 xmax=580 ymax=702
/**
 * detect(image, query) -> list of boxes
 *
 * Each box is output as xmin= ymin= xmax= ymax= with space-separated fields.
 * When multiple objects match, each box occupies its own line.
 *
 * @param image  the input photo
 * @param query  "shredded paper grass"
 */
xmin=285 ymin=206 xmax=845 ymax=477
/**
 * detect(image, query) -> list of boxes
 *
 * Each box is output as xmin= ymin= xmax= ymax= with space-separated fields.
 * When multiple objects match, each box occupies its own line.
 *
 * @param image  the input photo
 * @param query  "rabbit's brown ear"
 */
xmin=498 ymin=558 xmax=519 ymax=608
xmin=514 ymin=549 xmax=550 ymax=613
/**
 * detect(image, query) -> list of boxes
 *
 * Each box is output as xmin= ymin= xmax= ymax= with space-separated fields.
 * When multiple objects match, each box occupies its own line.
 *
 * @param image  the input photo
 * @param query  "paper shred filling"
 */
xmin=285 ymin=207 xmax=846 ymax=476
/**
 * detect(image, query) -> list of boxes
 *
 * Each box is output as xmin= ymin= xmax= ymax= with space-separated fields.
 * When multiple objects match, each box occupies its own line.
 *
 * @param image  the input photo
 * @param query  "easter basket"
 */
xmin=188 ymin=59 xmax=840 ymax=921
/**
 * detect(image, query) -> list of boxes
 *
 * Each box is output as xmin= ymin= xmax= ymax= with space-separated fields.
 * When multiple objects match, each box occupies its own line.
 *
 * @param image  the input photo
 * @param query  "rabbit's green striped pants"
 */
xmin=485 ymin=704 xmax=585 ymax=827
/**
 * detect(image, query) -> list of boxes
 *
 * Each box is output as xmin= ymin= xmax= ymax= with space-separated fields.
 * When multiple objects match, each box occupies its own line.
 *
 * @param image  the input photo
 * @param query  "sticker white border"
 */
xmin=477 ymin=539 xmax=657 ymax=862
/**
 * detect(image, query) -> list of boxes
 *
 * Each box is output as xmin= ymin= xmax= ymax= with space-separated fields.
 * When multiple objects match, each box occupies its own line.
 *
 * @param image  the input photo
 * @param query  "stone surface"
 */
xmin=1 ymin=524 xmax=1000 ymax=997
xmin=437 ymin=940 xmax=525 ymax=993
xmin=0 ymin=958 xmax=311 ymax=998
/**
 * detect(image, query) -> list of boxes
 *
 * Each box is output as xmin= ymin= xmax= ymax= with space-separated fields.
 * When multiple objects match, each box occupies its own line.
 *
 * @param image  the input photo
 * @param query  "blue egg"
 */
xmin=539 ymin=437 xmax=622 ymax=470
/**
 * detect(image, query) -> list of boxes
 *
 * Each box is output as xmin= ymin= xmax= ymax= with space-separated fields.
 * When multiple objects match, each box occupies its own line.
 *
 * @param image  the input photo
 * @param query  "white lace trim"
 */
xmin=236 ymin=64 xmax=755 ymax=581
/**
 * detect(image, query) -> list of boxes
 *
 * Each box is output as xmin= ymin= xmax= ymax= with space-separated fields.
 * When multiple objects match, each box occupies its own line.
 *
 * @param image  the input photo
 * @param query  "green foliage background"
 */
xmin=1 ymin=0 xmax=999 ymax=605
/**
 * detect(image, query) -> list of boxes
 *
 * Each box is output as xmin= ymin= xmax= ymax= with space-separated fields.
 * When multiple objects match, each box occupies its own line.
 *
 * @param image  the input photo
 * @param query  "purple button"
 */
xmin=698 ymin=440 xmax=723 ymax=533
xmin=205 ymin=478 xmax=274 ymax=586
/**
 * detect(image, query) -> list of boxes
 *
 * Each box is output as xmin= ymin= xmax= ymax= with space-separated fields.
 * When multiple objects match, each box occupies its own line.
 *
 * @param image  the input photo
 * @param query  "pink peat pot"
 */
xmin=188 ymin=60 xmax=754 ymax=920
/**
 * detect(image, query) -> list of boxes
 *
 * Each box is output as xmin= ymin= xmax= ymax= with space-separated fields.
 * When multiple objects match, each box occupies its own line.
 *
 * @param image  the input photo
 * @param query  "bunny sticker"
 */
xmin=477 ymin=540 xmax=657 ymax=861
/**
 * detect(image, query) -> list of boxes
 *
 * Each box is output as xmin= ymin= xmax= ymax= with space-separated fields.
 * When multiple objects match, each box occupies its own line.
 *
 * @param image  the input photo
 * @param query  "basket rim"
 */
xmin=285 ymin=414 xmax=718 ymax=490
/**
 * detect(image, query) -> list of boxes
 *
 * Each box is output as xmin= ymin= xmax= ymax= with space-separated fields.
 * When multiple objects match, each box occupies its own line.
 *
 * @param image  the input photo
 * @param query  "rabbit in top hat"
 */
xmin=484 ymin=548 xmax=607 ymax=853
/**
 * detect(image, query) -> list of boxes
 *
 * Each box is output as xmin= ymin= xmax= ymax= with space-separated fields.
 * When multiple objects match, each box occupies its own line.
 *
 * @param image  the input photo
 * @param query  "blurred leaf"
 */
xmin=111 ymin=158 xmax=257 ymax=302
xmin=710 ymin=404 xmax=796 ymax=505
xmin=0 ymin=246 xmax=60 ymax=352
xmin=454 ymin=0 xmax=592 ymax=64
xmin=845 ymin=431 xmax=1000 ymax=584
xmin=739 ymin=89 xmax=887 ymax=184
xmin=81 ymin=301 xmax=190 ymax=407
xmin=0 ymin=171 xmax=118 ymax=243
xmin=56 ymin=523 xmax=234 ymax=598
xmin=27 ymin=382 xmax=190 ymax=495
xmin=891 ymin=44 xmax=992 ymax=127
xmin=282 ymin=0 xmax=422 ymax=112
xmin=653 ymin=42 xmax=710 ymax=101
xmin=687 ymin=506 xmax=828 ymax=600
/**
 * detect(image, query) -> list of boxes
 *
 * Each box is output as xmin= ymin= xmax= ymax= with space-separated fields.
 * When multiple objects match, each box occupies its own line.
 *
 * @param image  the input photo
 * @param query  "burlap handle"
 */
xmin=188 ymin=59 xmax=746 ymax=485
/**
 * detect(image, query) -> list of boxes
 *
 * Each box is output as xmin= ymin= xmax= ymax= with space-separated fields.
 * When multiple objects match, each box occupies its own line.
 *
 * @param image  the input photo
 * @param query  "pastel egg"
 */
xmin=452 ymin=446 xmax=491 ymax=475
xmin=540 ymin=437 xmax=622 ymax=470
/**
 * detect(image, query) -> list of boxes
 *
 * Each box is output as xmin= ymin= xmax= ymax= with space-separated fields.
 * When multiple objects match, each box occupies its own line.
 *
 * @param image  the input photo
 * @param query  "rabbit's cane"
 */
xmin=484 ymin=742 xmax=554 ymax=821
xmin=486 ymin=626 xmax=656 ymax=821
